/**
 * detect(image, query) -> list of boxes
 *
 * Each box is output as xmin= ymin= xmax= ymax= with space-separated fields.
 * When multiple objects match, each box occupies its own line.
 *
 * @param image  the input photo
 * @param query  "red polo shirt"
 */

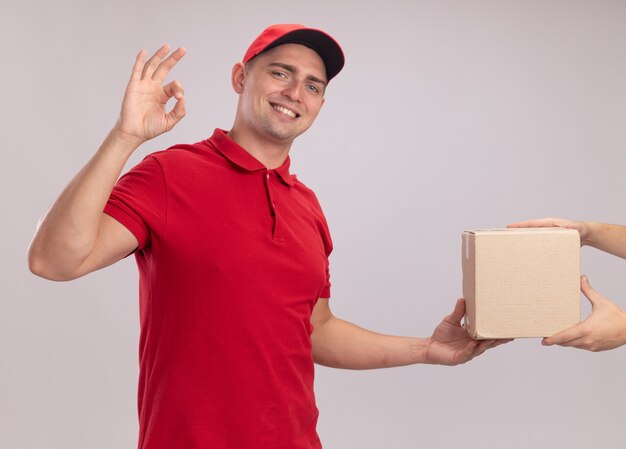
xmin=104 ymin=128 xmax=332 ymax=449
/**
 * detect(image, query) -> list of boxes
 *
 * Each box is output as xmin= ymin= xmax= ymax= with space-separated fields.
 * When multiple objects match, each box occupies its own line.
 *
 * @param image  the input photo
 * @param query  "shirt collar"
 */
xmin=207 ymin=129 xmax=294 ymax=187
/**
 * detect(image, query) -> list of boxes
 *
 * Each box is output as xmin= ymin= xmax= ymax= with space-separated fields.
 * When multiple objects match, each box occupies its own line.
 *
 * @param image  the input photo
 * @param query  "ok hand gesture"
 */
xmin=115 ymin=45 xmax=187 ymax=146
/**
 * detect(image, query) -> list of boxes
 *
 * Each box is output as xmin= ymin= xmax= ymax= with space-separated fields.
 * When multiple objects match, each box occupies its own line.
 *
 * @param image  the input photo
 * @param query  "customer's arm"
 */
xmin=508 ymin=217 xmax=626 ymax=351
xmin=508 ymin=217 xmax=626 ymax=259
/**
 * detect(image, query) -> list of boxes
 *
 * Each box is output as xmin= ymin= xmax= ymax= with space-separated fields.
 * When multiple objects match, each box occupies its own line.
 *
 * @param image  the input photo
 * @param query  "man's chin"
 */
xmin=263 ymin=126 xmax=306 ymax=144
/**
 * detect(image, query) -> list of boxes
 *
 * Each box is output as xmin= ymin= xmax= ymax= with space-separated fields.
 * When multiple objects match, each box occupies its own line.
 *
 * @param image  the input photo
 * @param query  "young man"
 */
xmin=509 ymin=217 xmax=626 ymax=352
xmin=29 ymin=24 xmax=506 ymax=449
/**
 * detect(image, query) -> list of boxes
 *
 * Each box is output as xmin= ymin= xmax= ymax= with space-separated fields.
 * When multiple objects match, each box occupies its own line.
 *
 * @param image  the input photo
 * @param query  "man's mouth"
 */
xmin=272 ymin=104 xmax=300 ymax=119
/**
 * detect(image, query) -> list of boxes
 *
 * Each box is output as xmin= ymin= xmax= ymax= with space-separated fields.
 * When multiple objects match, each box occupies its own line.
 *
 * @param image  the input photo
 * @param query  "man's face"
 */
xmin=235 ymin=43 xmax=327 ymax=145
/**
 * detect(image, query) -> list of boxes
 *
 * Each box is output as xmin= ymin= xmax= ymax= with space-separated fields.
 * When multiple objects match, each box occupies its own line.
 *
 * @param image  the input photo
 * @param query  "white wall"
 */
xmin=2 ymin=1 xmax=625 ymax=448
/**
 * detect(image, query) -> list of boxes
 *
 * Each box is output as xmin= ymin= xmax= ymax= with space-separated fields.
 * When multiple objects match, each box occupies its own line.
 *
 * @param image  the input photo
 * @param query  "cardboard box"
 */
xmin=461 ymin=228 xmax=580 ymax=339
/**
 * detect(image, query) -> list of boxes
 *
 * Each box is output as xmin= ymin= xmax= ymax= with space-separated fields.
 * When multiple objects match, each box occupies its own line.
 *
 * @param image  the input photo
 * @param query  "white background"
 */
xmin=2 ymin=1 xmax=625 ymax=448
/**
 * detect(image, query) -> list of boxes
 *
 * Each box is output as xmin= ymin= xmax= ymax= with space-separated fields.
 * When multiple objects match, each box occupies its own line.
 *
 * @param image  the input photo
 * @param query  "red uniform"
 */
xmin=105 ymin=128 xmax=332 ymax=449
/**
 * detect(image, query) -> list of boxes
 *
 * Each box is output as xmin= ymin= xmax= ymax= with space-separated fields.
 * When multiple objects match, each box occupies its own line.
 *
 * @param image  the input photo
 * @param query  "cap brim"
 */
xmin=263 ymin=28 xmax=345 ymax=82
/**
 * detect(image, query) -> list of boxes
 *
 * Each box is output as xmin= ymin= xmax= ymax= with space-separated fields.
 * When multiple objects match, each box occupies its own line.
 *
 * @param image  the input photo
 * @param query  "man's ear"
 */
xmin=231 ymin=62 xmax=246 ymax=94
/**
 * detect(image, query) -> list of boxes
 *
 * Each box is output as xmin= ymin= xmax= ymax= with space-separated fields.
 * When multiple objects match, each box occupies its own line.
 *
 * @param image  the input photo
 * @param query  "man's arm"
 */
xmin=28 ymin=45 xmax=186 ymax=281
xmin=311 ymin=298 xmax=508 ymax=369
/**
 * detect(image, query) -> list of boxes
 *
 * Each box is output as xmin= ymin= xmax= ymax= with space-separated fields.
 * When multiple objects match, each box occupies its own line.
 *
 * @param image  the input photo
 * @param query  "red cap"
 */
xmin=242 ymin=24 xmax=345 ymax=82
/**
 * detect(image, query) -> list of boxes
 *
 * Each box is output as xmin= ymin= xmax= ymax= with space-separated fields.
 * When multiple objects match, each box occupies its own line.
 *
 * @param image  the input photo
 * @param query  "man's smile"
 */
xmin=271 ymin=103 xmax=300 ymax=119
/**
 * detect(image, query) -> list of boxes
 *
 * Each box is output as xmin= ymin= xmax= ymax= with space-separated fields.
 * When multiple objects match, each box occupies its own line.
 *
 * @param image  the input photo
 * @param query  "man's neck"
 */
xmin=227 ymin=126 xmax=292 ymax=169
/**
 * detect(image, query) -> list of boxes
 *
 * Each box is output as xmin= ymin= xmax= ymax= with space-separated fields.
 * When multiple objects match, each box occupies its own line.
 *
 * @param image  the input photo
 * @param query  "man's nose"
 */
xmin=281 ymin=81 xmax=304 ymax=102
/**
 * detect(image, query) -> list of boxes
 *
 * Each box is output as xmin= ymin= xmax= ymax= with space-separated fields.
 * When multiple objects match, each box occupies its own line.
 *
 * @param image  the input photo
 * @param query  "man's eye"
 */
xmin=272 ymin=71 xmax=287 ymax=78
xmin=306 ymin=85 xmax=319 ymax=93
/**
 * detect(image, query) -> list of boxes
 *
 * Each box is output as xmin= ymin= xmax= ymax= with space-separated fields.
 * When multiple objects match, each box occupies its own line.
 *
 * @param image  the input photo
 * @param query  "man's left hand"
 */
xmin=425 ymin=298 xmax=510 ymax=365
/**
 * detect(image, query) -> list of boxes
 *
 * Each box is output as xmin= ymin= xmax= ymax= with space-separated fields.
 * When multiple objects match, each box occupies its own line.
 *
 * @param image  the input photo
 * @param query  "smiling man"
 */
xmin=28 ymin=24 xmax=506 ymax=449
xmin=231 ymin=43 xmax=328 ymax=155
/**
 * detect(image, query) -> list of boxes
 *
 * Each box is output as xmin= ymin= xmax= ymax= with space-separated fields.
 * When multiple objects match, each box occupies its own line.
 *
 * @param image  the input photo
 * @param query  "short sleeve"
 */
xmin=307 ymin=190 xmax=333 ymax=299
xmin=104 ymin=155 xmax=167 ymax=250
xmin=319 ymin=220 xmax=332 ymax=298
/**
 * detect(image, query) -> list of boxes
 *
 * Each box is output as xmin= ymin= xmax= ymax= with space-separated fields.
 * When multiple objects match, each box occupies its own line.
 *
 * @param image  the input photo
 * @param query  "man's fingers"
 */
xmin=153 ymin=47 xmax=187 ymax=83
xmin=445 ymin=298 xmax=466 ymax=325
xmin=141 ymin=44 xmax=172 ymax=79
xmin=166 ymin=97 xmax=186 ymax=127
xmin=475 ymin=340 xmax=495 ymax=354
xmin=476 ymin=338 xmax=510 ymax=352
xmin=461 ymin=339 xmax=503 ymax=362
xmin=163 ymin=80 xmax=185 ymax=100
xmin=130 ymin=49 xmax=147 ymax=82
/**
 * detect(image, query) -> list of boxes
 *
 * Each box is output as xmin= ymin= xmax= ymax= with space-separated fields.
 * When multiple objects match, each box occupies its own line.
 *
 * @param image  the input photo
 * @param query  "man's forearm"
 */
xmin=585 ymin=222 xmax=626 ymax=259
xmin=28 ymin=128 xmax=139 ymax=279
xmin=311 ymin=316 xmax=429 ymax=369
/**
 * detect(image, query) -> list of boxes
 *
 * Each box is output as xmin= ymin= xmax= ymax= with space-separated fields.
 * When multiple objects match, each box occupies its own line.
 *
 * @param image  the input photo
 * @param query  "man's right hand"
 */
xmin=114 ymin=45 xmax=187 ymax=146
xmin=28 ymin=45 xmax=187 ymax=281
